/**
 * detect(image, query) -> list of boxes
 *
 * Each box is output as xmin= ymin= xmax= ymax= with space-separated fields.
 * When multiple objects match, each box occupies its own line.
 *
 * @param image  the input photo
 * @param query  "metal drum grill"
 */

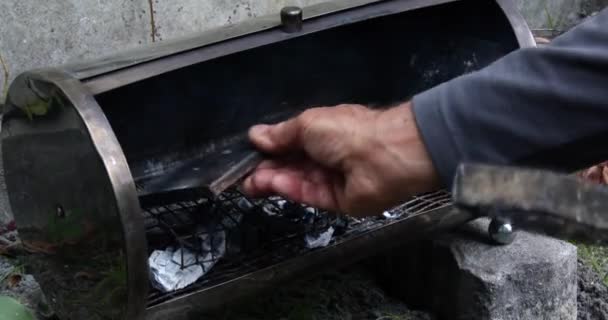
xmin=1 ymin=0 xmax=535 ymax=319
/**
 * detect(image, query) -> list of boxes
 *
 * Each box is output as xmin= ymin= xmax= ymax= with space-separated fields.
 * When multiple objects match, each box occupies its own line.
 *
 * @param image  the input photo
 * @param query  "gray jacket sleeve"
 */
xmin=412 ymin=8 xmax=608 ymax=187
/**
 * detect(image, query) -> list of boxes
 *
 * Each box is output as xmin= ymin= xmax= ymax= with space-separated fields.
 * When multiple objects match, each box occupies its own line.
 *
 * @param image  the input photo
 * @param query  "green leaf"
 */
xmin=26 ymin=100 xmax=50 ymax=116
xmin=0 ymin=296 xmax=35 ymax=320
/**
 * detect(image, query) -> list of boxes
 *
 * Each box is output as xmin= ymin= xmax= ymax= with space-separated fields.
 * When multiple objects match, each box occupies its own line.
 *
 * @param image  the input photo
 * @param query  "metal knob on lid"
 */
xmin=281 ymin=6 xmax=303 ymax=33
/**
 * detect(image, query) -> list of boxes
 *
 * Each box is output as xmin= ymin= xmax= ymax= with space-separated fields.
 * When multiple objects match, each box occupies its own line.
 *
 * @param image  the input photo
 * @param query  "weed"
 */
xmin=575 ymin=242 xmax=608 ymax=286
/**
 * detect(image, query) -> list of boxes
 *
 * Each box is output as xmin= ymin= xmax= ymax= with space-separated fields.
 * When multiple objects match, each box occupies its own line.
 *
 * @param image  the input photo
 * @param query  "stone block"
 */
xmin=430 ymin=218 xmax=577 ymax=320
xmin=373 ymin=218 xmax=578 ymax=320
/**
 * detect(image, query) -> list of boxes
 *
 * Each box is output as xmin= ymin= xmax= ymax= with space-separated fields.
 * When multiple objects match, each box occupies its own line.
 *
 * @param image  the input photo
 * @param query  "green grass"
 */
xmin=576 ymin=242 xmax=608 ymax=286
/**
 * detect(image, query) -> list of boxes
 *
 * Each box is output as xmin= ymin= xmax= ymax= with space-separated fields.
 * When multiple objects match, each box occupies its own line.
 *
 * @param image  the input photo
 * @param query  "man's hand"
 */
xmin=242 ymin=102 xmax=441 ymax=217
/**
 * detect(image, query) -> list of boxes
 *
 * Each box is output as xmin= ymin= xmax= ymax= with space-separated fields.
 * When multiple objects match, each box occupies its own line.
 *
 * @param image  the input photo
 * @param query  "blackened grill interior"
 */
xmin=94 ymin=0 xmax=518 ymax=197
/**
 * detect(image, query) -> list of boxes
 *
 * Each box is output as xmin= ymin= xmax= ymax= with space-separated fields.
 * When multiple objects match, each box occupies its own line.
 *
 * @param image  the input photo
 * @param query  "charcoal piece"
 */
xmin=332 ymin=216 xmax=350 ymax=236
xmin=237 ymin=198 xmax=255 ymax=211
xmin=279 ymin=202 xmax=309 ymax=220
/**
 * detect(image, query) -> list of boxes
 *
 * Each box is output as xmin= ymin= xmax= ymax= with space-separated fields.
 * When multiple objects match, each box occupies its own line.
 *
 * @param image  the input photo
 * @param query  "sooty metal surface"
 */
xmin=143 ymin=190 xmax=453 ymax=307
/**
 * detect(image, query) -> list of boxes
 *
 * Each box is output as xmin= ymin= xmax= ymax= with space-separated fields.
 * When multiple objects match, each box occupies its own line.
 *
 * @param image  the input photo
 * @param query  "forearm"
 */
xmin=412 ymin=9 xmax=608 ymax=187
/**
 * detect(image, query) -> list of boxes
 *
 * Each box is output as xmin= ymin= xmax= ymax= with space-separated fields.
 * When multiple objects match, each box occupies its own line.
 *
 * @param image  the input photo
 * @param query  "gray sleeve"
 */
xmin=412 ymin=9 xmax=608 ymax=187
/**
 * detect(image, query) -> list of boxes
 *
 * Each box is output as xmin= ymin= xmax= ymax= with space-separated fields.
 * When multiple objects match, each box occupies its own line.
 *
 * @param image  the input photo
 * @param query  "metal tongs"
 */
xmin=452 ymin=163 xmax=608 ymax=245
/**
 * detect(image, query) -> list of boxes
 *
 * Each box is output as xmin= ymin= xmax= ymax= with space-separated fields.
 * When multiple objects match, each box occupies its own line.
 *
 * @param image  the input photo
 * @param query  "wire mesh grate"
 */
xmin=144 ymin=188 xmax=452 ymax=306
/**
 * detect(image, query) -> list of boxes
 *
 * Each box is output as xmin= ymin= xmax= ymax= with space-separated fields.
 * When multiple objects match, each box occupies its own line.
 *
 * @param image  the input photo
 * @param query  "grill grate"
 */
xmin=143 ymin=189 xmax=452 ymax=306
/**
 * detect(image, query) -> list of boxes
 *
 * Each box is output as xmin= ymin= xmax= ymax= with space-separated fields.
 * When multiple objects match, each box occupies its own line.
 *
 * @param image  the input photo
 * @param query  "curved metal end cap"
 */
xmin=2 ymin=72 xmax=147 ymax=320
xmin=281 ymin=6 xmax=303 ymax=33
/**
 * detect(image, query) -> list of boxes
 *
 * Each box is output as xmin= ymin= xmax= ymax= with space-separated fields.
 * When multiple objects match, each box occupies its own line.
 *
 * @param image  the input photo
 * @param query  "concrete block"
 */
xmin=429 ymin=218 xmax=578 ymax=320
xmin=373 ymin=218 xmax=578 ymax=320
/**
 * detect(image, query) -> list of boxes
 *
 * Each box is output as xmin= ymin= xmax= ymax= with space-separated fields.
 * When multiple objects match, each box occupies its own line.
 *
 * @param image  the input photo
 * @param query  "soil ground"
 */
xmin=577 ymin=257 xmax=608 ymax=320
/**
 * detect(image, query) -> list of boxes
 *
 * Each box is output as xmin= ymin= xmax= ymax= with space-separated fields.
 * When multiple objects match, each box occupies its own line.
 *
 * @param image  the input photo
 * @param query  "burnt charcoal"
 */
xmin=332 ymin=215 xmax=350 ymax=236
xmin=279 ymin=201 xmax=311 ymax=220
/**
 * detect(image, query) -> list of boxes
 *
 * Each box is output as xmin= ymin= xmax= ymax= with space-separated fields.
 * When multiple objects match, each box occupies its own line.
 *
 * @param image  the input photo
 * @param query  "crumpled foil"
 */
xmin=305 ymin=226 xmax=335 ymax=249
xmin=149 ymin=248 xmax=204 ymax=293
xmin=149 ymin=228 xmax=227 ymax=292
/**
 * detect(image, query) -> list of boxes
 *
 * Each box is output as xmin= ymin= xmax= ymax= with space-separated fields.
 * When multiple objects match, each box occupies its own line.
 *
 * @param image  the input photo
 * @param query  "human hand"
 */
xmin=242 ymin=102 xmax=441 ymax=217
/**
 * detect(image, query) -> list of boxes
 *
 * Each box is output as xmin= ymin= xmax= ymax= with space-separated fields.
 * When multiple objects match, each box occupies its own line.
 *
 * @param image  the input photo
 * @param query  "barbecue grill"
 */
xmin=1 ymin=0 xmax=535 ymax=319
